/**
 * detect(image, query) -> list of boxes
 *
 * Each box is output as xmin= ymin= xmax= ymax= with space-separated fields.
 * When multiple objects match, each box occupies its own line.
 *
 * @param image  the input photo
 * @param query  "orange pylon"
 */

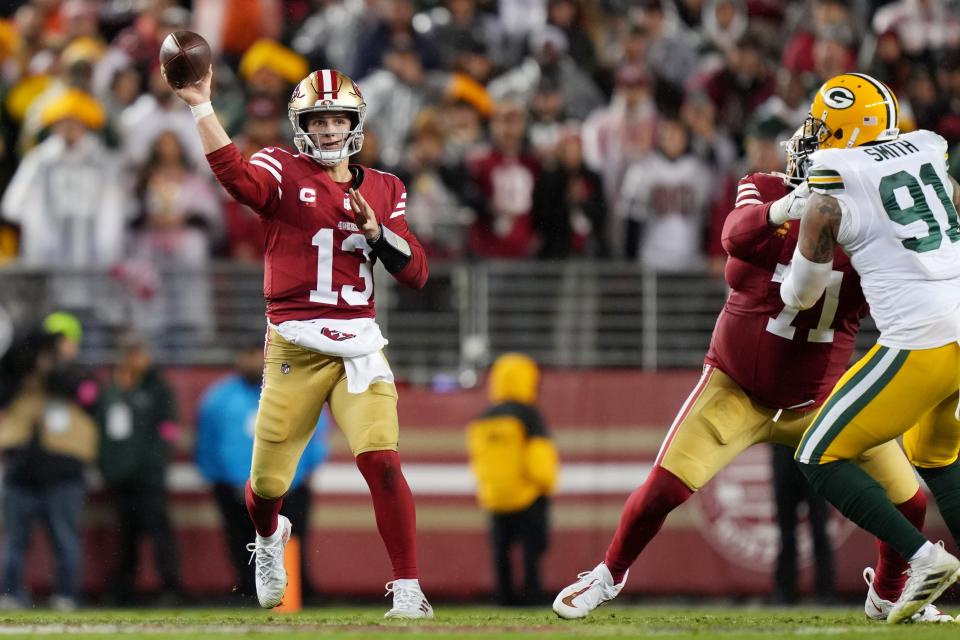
xmin=276 ymin=535 xmax=302 ymax=613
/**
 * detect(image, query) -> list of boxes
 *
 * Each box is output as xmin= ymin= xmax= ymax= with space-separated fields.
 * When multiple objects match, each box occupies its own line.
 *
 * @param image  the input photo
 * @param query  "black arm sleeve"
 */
xmin=367 ymin=225 xmax=412 ymax=274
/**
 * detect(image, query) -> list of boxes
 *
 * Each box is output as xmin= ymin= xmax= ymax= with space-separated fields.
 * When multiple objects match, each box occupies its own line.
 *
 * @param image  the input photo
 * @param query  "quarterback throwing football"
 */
xmin=166 ymin=66 xmax=433 ymax=618
xmin=554 ymin=123 xmax=950 ymax=623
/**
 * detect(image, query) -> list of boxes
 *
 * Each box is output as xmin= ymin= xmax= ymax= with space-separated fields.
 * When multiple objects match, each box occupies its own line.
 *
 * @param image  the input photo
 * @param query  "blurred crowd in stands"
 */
xmin=2 ymin=0 xmax=960 ymax=275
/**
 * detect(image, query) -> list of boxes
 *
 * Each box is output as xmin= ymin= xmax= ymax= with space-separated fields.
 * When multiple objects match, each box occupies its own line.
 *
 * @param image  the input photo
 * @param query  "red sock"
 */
xmin=245 ymin=479 xmax=284 ymax=537
xmin=356 ymin=450 xmax=418 ymax=579
xmin=604 ymin=466 xmax=694 ymax=583
xmin=873 ymin=488 xmax=927 ymax=601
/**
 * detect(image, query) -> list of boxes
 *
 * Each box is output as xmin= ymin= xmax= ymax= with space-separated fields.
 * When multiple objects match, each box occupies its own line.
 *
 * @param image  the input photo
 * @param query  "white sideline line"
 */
xmin=0 ymin=624 xmax=308 ymax=635
xmin=2 ymin=463 xmax=655 ymax=497
xmin=165 ymin=462 xmax=654 ymax=495
xmin=0 ymin=622 xmax=893 ymax=635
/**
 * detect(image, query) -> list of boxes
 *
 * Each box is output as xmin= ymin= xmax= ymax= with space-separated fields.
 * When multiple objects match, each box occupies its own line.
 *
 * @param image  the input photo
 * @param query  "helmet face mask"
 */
xmin=807 ymin=73 xmax=899 ymax=150
xmin=288 ymin=69 xmax=366 ymax=166
xmin=782 ymin=120 xmax=820 ymax=186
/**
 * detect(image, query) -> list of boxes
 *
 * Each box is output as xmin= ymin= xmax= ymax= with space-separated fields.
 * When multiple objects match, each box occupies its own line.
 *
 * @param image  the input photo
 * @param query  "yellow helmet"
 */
xmin=288 ymin=69 xmax=366 ymax=166
xmin=807 ymin=73 xmax=899 ymax=150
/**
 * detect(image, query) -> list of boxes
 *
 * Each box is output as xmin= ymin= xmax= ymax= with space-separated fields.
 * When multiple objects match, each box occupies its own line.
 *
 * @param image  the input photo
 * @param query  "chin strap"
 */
xmin=367 ymin=225 xmax=411 ymax=274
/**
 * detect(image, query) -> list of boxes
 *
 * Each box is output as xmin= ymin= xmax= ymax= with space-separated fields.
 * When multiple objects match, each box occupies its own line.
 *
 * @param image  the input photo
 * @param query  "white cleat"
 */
xmin=862 ymin=567 xmax=953 ymax=622
xmin=553 ymin=563 xmax=628 ymax=620
xmin=383 ymin=579 xmax=434 ymax=619
xmin=887 ymin=542 xmax=960 ymax=624
xmin=246 ymin=515 xmax=291 ymax=609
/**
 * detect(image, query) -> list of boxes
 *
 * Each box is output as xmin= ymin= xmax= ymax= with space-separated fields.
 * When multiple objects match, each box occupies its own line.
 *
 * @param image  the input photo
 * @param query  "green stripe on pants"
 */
xmin=802 ymin=347 xmax=908 ymax=464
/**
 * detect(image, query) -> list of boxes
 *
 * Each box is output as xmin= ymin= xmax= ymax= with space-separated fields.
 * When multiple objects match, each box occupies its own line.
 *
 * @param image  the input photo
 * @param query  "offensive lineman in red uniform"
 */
xmin=553 ymin=128 xmax=950 ymax=622
xmin=166 ymin=66 xmax=433 ymax=618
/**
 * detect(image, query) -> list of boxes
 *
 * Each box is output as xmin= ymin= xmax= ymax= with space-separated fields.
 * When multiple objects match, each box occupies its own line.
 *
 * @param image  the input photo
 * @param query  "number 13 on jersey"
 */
xmin=310 ymin=228 xmax=374 ymax=306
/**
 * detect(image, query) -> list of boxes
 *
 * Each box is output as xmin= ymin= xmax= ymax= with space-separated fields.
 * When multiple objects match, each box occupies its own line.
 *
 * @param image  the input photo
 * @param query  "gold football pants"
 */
xmin=250 ymin=328 xmax=400 ymax=498
xmin=658 ymin=365 xmax=919 ymax=504
xmin=797 ymin=342 xmax=960 ymax=468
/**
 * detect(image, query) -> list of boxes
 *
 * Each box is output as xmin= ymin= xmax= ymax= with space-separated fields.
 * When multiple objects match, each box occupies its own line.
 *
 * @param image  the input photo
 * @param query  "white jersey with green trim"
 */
xmin=806 ymin=129 xmax=960 ymax=349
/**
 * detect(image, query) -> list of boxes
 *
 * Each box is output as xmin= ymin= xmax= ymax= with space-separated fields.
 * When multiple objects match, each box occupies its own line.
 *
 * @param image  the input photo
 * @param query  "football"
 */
xmin=159 ymin=30 xmax=211 ymax=89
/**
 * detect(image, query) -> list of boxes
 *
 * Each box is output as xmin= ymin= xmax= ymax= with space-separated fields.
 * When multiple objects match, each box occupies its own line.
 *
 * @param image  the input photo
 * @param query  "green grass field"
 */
xmin=0 ymin=605 xmax=958 ymax=639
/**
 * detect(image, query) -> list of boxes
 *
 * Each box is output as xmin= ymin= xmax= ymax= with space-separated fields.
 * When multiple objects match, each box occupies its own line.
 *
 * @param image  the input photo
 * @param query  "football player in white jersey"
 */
xmin=781 ymin=72 xmax=960 ymax=624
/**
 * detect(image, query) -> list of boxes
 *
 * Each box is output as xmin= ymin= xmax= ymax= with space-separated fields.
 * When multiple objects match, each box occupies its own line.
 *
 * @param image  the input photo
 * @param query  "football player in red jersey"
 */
xmin=553 ymin=126 xmax=950 ymax=622
xmin=166 ymin=66 xmax=433 ymax=618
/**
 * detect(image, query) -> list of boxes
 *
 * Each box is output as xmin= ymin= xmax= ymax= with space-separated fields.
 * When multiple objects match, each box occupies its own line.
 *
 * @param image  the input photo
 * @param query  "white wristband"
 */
xmin=780 ymin=248 xmax=833 ymax=310
xmin=190 ymin=101 xmax=214 ymax=122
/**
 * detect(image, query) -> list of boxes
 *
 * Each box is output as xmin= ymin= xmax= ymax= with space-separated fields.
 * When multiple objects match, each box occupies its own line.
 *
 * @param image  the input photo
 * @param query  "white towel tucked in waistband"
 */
xmin=273 ymin=318 xmax=393 ymax=394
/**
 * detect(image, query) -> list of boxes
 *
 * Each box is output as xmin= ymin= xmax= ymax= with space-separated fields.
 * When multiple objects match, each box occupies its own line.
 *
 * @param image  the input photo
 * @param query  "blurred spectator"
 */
xmin=0 ymin=315 xmax=98 ymax=611
xmin=864 ymin=29 xmax=913 ymax=96
xmin=872 ymin=0 xmax=960 ymax=59
xmin=93 ymin=4 xmax=190 ymax=99
xmin=466 ymin=99 xmax=541 ymax=258
xmin=238 ymin=39 xmax=308 ymax=106
xmin=497 ymin=0 xmax=548 ymax=45
xmin=96 ymin=332 xmax=182 ymax=606
xmin=770 ymin=443 xmax=835 ymax=604
xmin=810 ymin=30 xmax=856 ymax=86
xmin=488 ymin=25 xmax=604 ymax=120
xmin=754 ymin=69 xmax=812 ymax=131
xmin=428 ymin=0 xmax=510 ymax=74
xmin=782 ymin=0 xmax=854 ymax=75
xmin=546 ymin=0 xmax=597 ymax=76
xmin=701 ymin=31 xmax=776 ymax=141
xmin=636 ymin=0 xmax=699 ymax=90
xmin=904 ymin=67 xmax=943 ymax=133
xmin=467 ymin=353 xmax=558 ymax=606
xmin=194 ymin=0 xmax=282 ymax=66
xmin=196 ymin=339 xmax=329 ymax=601
xmin=447 ymin=33 xmax=498 ymax=86
xmin=439 ymin=97 xmax=487 ymax=163
xmin=397 ymin=112 xmax=473 ymax=259
xmin=581 ymin=65 xmax=657 ymax=211
xmin=129 ymin=130 xmax=221 ymax=344
xmin=619 ymin=117 xmax=713 ymax=270
xmin=700 ymin=0 xmax=748 ymax=61
xmin=17 ymin=35 xmax=104 ymax=153
xmin=532 ymin=126 xmax=609 ymax=258
xmin=120 ymin=62 xmax=207 ymax=171
xmin=2 ymin=4 xmax=47 ymax=85
xmin=936 ymin=51 xmax=960 ymax=144
xmin=352 ymin=0 xmax=440 ymax=80
xmin=99 ymin=63 xmax=142 ymax=147
xmin=1 ymin=89 xmax=126 ymax=271
xmin=527 ymin=75 xmax=568 ymax=162
xmin=359 ymin=36 xmax=446 ymax=169
xmin=682 ymin=90 xmax=737 ymax=170
xmin=291 ymin=0 xmax=366 ymax=72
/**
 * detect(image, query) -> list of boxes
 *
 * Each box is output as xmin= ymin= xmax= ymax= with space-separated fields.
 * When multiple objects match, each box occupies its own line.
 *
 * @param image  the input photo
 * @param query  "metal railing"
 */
xmin=0 ymin=262 xmax=880 ymax=382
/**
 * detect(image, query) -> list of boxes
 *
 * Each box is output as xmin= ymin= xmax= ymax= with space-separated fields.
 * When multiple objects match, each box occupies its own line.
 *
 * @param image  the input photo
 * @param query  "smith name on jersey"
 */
xmin=807 ymin=129 xmax=960 ymax=349
xmin=706 ymin=172 xmax=868 ymax=411
xmin=206 ymin=144 xmax=428 ymax=324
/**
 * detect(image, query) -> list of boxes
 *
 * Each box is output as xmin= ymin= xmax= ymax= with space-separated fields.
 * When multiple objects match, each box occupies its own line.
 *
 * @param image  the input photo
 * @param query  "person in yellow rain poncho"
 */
xmin=467 ymin=353 xmax=559 ymax=606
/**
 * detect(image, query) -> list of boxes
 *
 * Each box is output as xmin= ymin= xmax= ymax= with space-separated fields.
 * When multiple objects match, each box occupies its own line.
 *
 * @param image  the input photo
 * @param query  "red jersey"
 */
xmin=467 ymin=150 xmax=541 ymax=258
xmin=704 ymin=173 xmax=868 ymax=411
xmin=207 ymin=144 xmax=428 ymax=324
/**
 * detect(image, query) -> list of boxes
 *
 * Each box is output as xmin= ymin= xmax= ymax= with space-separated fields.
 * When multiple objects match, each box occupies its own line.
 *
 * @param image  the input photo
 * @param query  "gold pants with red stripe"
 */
xmin=657 ymin=365 xmax=919 ymax=504
xmin=796 ymin=342 xmax=960 ymax=468
xmin=251 ymin=328 xmax=400 ymax=499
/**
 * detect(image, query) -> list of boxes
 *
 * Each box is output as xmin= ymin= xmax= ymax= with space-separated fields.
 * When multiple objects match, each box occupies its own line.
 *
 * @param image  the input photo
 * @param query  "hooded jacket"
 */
xmin=466 ymin=354 xmax=559 ymax=513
